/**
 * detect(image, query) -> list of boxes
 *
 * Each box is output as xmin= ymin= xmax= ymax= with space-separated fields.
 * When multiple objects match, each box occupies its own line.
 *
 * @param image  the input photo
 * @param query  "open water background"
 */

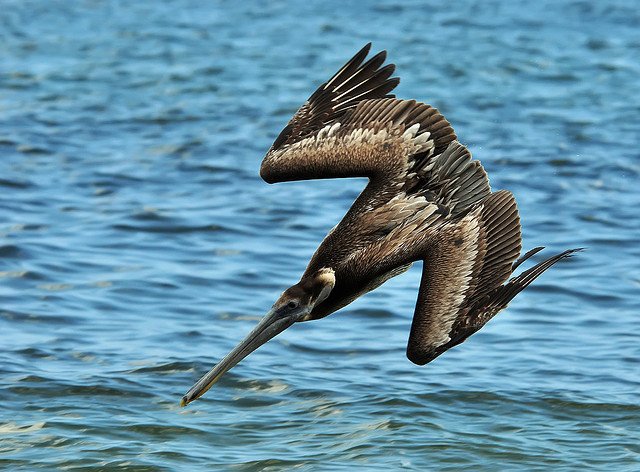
xmin=1 ymin=1 xmax=639 ymax=470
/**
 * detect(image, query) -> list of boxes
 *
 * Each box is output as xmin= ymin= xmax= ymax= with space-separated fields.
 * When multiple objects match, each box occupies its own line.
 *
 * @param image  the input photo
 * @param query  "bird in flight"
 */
xmin=181 ymin=43 xmax=579 ymax=406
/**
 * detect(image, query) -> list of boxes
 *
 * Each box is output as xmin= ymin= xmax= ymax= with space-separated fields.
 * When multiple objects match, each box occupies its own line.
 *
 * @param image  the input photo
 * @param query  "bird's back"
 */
xmin=303 ymin=135 xmax=495 ymax=318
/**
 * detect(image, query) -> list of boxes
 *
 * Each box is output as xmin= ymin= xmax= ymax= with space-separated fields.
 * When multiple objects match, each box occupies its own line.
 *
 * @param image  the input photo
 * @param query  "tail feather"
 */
xmin=512 ymin=246 xmax=545 ymax=271
xmin=489 ymin=248 xmax=584 ymax=309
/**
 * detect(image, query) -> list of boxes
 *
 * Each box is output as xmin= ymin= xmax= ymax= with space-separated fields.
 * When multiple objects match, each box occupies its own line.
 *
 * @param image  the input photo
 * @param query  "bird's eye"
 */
xmin=287 ymin=300 xmax=299 ymax=309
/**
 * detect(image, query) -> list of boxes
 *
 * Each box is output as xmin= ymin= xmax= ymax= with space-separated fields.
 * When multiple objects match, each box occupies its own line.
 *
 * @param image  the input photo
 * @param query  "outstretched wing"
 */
xmin=260 ymin=44 xmax=456 ymax=184
xmin=261 ymin=96 xmax=457 ymax=183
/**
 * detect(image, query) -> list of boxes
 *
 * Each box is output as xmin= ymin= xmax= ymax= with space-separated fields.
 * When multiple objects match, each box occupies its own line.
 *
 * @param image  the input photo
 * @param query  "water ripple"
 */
xmin=1 ymin=0 xmax=638 ymax=470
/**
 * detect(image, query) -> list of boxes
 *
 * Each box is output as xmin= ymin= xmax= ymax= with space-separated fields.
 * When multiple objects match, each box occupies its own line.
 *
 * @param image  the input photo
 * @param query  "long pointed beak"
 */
xmin=181 ymin=306 xmax=308 ymax=407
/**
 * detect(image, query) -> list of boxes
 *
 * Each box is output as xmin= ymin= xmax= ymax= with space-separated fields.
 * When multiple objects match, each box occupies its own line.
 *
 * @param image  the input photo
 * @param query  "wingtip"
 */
xmin=355 ymin=42 xmax=372 ymax=62
xmin=512 ymin=246 xmax=545 ymax=271
xmin=513 ymin=246 xmax=583 ymax=271
xmin=383 ymin=76 xmax=401 ymax=91
xmin=560 ymin=247 xmax=585 ymax=258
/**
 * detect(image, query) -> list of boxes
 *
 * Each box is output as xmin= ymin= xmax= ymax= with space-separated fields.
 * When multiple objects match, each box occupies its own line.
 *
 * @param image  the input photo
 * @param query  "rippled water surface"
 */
xmin=1 ymin=1 xmax=639 ymax=470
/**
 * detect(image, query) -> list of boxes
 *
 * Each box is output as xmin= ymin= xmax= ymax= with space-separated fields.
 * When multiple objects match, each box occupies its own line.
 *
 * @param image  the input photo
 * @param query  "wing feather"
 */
xmin=269 ymin=43 xmax=399 ymax=153
xmin=262 ymin=97 xmax=458 ymax=184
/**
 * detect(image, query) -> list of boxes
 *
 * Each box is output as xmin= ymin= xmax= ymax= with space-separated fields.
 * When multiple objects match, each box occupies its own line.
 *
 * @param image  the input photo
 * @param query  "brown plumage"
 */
xmin=181 ymin=43 xmax=580 ymax=406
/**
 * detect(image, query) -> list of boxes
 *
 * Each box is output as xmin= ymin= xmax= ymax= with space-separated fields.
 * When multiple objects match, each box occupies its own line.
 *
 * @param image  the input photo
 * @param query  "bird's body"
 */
xmin=181 ymin=44 xmax=579 ymax=406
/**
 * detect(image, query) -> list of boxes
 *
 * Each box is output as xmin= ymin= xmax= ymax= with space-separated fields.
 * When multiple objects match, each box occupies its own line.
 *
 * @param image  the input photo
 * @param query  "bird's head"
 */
xmin=274 ymin=267 xmax=336 ymax=321
xmin=181 ymin=268 xmax=335 ymax=406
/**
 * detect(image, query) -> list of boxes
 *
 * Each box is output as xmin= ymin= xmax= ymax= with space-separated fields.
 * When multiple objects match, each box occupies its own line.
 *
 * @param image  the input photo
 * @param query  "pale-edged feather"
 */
xmin=409 ymin=141 xmax=491 ymax=216
xmin=269 ymin=43 xmax=399 ymax=152
xmin=406 ymin=190 xmax=523 ymax=365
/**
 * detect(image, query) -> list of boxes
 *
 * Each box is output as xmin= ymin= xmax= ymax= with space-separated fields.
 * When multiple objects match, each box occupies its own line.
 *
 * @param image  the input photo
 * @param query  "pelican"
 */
xmin=181 ymin=44 xmax=580 ymax=406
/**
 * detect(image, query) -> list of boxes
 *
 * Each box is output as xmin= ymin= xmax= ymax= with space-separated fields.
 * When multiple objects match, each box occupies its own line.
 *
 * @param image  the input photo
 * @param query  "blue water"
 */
xmin=1 ymin=0 xmax=639 ymax=470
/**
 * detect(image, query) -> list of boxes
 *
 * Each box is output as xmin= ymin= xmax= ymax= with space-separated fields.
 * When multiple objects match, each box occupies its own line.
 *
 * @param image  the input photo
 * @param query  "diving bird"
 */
xmin=181 ymin=43 xmax=580 ymax=406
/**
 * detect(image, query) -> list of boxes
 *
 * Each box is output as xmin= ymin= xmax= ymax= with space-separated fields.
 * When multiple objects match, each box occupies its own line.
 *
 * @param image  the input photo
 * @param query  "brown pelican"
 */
xmin=181 ymin=44 xmax=580 ymax=406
